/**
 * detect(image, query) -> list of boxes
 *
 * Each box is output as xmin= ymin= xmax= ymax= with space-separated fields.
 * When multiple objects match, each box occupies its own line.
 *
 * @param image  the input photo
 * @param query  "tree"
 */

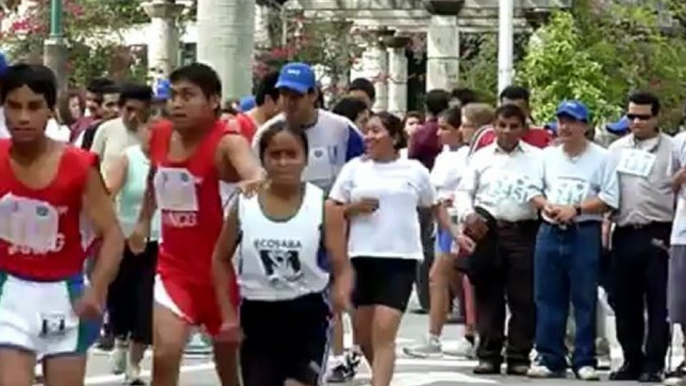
xmin=517 ymin=0 xmax=686 ymax=130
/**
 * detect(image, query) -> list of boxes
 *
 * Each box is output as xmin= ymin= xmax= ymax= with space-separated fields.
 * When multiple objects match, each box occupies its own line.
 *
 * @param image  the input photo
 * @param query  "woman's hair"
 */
xmin=439 ymin=106 xmax=461 ymax=128
xmin=332 ymin=97 xmax=368 ymax=124
xmin=462 ymin=103 xmax=495 ymax=128
xmin=56 ymin=90 xmax=84 ymax=126
xmin=374 ymin=111 xmax=406 ymax=151
xmin=257 ymin=120 xmax=309 ymax=163
xmin=402 ymin=111 xmax=424 ymax=126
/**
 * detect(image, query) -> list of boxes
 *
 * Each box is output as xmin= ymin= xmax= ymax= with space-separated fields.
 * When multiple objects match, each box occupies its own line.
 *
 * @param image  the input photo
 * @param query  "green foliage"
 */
xmin=517 ymin=0 xmax=686 ymax=130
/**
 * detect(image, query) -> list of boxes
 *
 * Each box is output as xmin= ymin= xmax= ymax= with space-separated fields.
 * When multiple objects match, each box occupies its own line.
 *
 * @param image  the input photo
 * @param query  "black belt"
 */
xmin=616 ymin=221 xmax=671 ymax=230
xmin=542 ymin=219 xmax=601 ymax=230
xmin=496 ymin=219 xmax=539 ymax=228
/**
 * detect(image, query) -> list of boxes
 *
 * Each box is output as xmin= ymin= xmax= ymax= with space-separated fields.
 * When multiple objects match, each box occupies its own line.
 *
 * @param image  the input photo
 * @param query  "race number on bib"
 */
xmin=548 ymin=177 xmax=590 ymax=206
xmin=0 ymin=195 xmax=59 ymax=251
xmin=616 ymin=149 xmax=656 ymax=177
xmin=154 ymin=168 xmax=199 ymax=212
xmin=487 ymin=173 xmax=530 ymax=203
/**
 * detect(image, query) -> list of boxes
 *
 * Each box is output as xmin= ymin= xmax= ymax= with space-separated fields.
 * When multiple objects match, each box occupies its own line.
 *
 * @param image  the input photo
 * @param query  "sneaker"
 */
xmin=345 ymin=350 xmax=362 ymax=372
xmin=124 ymin=363 xmax=145 ymax=385
xmin=443 ymin=337 xmax=475 ymax=359
xmin=664 ymin=376 xmax=685 ymax=386
xmin=403 ymin=337 xmax=442 ymax=358
xmin=527 ymin=362 xmax=565 ymax=379
xmin=110 ymin=344 xmax=127 ymax=375
xmin=327 ymin=362 xmax=354 ymax=383
xmin=576 ymin=366 xmax=600 ymax=381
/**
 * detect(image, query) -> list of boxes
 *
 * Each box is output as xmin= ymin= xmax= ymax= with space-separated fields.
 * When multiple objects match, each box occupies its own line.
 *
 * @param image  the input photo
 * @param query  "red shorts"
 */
xmin=154 ymin=274 xmax=239 ymax=336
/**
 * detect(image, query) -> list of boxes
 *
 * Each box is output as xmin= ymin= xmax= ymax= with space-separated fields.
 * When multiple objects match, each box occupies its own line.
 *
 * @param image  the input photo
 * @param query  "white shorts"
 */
xmin=0 ymin=272 xmax=101 ymax=360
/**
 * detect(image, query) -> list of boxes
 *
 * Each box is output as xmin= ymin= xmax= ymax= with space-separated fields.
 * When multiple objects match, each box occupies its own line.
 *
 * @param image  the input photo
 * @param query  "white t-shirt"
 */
xmin=45 ymin=120 xmax=71 ymax=142
xmin=541 ymin=141 xmax=620 ymax=223
xmin=329 ymin=157 xmax=436 ymax=260
xmin=670 ymin=132 xmax=686 ymax=245
xmin=0 ymin=108 xmax=10 ymax=139
xmin=430 ymin=146 xmax=469 ymax=199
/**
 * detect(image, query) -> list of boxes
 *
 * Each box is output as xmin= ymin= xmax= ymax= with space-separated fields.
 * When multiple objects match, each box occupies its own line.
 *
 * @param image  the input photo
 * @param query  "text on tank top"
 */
xmin=0 ymin=140 xmax=96 ymax=280
xmin=149 ymin=119 xmax=237 ymax=282
xmin=237 ymin=183 xmax=330 ymax=301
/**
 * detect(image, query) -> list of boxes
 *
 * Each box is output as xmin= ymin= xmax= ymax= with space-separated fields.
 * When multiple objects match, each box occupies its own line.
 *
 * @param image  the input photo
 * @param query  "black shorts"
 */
xmin=107 ymin=241 xmax=158 ymax=345
xmin=240 ymin=292 xmax=331 ymax=386
xmin=352 ymin=257 xmax=417 ymax=312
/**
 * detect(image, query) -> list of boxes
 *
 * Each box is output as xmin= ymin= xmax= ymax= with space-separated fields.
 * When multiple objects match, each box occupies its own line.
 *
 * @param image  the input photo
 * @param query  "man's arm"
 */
xmin=83 ymin=167 xmax=125 ymax=298
xmin=221 ymin=134 xmax=265 ymax=180
xmin=104 ymin=154 xmax=128 ymax=196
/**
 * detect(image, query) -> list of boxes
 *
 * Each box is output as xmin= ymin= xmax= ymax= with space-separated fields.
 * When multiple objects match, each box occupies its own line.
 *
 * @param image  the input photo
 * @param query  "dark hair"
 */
xmin=258 ymin=120 xmax=309 ymax=163
xmin=86 ymin=78 xmax=115 ymax=94
xmin=348 ymin=78 xmax=376 ymax=102
xmin=222 ymin=99 xmax=239 ymax=115
xmin=170 ymin=63 xmax=222 ymax=100
xmin=56 ymin=90 xmax=84 ymax=126
xmin=118 ymin=84 xmax=153 ymax=107
xmin=425 ymin=89 xmax=450 ymax=116
xmin=499 ymin=85 xmax=530 ymax=103
xmin=332 ymin=97 xmax=368 ymax=123
xmin=255 ymin=71 xmax=280 ymax=107
xmin=494 ymin=104 xmax=527 ymax=126
xmin=315 ymin=84 xmax=325 ymax=109
xmin=450 ymin=88 xmax=478 ymax=106
xmin=1 ymin=64 xmax=57 ymax=109
xmin=404 ymin=111 xmax=424 ymax=123
xmin=628 ymin=91 xmax=660 ymax=116
xmin=439 ymin=106 xmax=461 ymax=128
xmin=374 ymin=111 xmax=406 ymax=150
xmin=101 ymin=83 xmax=121 ymax=96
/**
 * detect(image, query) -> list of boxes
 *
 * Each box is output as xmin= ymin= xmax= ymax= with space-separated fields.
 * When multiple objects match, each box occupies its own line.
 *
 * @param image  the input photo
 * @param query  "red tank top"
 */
xmin=0 ymin=141 xmax=97 ymax=280
xmin=150 ymin=119 xmax=236 ymax=284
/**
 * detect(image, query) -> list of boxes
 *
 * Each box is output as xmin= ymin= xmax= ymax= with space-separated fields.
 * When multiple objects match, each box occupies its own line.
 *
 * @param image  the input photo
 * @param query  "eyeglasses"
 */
xmin=627 ymin=113 xmax=653 ymax=121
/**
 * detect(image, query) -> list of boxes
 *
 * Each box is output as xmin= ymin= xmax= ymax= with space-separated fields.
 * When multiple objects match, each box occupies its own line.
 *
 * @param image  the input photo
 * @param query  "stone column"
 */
xmin=423 ymin=0 xmax=463 ymax=92
xmin=197 ymin=0 xmax=256 ymax=100
xmin=385 ymin=36 xmax=411 ymax=117
xmin=349 ymin=29 xmax=394 ymax=112
xmin=142 ymin=0 xmax=185 ymax=77
xmin=254 ymin=3 xmax=271 ymax=49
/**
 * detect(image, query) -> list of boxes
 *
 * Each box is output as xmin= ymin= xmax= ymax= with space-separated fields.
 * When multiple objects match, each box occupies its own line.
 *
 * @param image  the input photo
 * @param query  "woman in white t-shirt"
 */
xmin=329 ymin=112 xmax=473 ymax=386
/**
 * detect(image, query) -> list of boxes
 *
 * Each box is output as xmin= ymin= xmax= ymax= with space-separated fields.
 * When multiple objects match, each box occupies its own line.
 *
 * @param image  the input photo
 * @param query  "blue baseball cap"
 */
xmin=545 ymin=121 xmax=558 ymax=133
xmin=0 ymin=51 xmax=8 ymax=77
xmin=154 ymin=79 xmax=171 ymax=101
xmin=276 ymin=62 xmax=316 ymax=94
xmin=556 ymin=100 xmax=590 ymax=122
xmin=239 ymin=95 xmax=256 ymax=112
xmin=606 ymin=115 xmax=630 ymax=135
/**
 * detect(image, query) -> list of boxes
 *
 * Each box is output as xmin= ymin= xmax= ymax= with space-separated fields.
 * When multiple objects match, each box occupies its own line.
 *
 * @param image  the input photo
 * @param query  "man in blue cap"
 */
xmin=0 ymin=51 xmax=10 ymax=138
xmin=527 ymin=100 xmax=619 ymax=381
xmin=251 ymin=62 xmax=364 ymax=192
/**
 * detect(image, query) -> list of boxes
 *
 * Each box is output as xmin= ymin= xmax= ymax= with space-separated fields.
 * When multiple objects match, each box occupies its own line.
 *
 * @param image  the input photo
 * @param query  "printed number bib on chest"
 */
xmin=548 ymin=177 xmax=590 ymax=206
xmin=305 ymin=147 xmax=333 ymax=181
xmin=0 ymin=195 xmax=59 ymax=252
xmin=154 ymin=168 xmax=199 ymax=212
xmin=616 ymin=148 xmax=656 ymax=177
xmin=486 ymin=172 xmax=529 ymax=203
xmin=39 ymin=313 xmax=73 ymax=337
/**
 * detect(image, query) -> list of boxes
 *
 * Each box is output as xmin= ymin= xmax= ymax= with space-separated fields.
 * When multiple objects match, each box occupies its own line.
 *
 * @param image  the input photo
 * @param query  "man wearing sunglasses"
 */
xmin=607 ymin=91 xmax=674 ymax=383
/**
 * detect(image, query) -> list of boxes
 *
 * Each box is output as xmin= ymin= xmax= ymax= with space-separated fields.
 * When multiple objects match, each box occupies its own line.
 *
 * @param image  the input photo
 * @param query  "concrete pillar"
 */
xmin=254 ymin=4 xmax=271 ymax=49
xmin=142 ymin=0 xmax=185 ymax=77
xmin=43 ymin=38 xmax=68 ymax=93
xmin=197 ymin=0 xmax=256 ymax=100
xmin=423 ymin=0 xmax=464 ymax=92
xmin=349 ymin=29 xmax=394 ymax=112
xmin=385 ymin=36 xmax=411 ymax=117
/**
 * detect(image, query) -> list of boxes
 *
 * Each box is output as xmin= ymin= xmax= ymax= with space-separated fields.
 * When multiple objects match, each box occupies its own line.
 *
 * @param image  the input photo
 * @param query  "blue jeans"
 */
xmin=534 ymin=221 xmax=601 ymax=371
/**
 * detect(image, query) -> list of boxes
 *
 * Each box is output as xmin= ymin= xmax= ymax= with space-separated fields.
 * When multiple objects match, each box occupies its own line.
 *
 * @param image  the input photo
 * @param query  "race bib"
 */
xmin=486 ymin=173 xmax=530 ymax=204
xmin=305 ymin=147 xmax=333 ymax=181
xmin=154 ymin=168 xmax=199 ymax=212
xmin=0 ymin=195 xmax=59 ymax=252
xmin=39 ymin=313 xmax=76 ymax=337
xmin=548 ymin=177 xmax=590 ymax=206
xmin=616 ymin=149 xmax=656 ymax=177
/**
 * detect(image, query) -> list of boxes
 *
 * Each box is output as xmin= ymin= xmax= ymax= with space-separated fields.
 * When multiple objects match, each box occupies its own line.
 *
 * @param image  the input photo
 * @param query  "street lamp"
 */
xmin=44 ymin=0 xmax=68 ymax=92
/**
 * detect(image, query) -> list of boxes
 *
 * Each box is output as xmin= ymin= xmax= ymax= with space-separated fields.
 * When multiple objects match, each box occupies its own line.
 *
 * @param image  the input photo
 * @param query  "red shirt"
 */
xmin=233 ymin=113 xmax=257 ymax=143
xmin=0 ymin=142 xmax=97 ymax=280
xmin=471 ymin=125 xmax=553 ymax=153
xmin=408 ymin=118 xmax=442 ymax=170
xmin=149 ymin=119 xmax=237 ymax=285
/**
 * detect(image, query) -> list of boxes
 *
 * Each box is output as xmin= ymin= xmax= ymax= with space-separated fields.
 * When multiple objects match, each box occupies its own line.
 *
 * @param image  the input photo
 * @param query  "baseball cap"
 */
xmin=0 ymin=51 xmax=8 ymax=78
xmin=239 ymin=95 xmax=256 ymax=112
xmin=606 ymin=115 xmax=630 ymax=135
xmin=556 ymin=100 xmax=589 ymax=122
xmin=154 ymin=79 xmax=171 ymax=101
xmin=276 ymin=62 xmax=316 ymax=94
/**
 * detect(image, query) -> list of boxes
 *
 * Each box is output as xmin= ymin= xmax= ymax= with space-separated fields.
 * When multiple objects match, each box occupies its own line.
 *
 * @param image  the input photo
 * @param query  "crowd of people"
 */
xmin=1 ymin=47 xmax=686 ymax=386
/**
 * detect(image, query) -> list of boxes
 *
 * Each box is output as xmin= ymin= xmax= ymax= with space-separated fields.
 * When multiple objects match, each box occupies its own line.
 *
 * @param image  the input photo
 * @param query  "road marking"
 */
xmin=85 ymin=362 xmax=214 ymax=385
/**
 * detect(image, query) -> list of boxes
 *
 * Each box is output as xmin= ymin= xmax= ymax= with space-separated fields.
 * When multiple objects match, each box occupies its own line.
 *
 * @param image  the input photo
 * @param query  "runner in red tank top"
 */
xmin=0 ymin=64 xmax=124 ymax=386
xmin=130 ymin=63 xmax=264 ymax=386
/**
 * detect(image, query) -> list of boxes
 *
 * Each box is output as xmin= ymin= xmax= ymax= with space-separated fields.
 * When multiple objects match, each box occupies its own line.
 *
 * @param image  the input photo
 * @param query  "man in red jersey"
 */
xmin=0 ymin=64 xmax=124 ymax=386
xmin=130 ymin=63 xmax=264 ymax=386
xmin=470 ymin=86 xmax=552 ymax=154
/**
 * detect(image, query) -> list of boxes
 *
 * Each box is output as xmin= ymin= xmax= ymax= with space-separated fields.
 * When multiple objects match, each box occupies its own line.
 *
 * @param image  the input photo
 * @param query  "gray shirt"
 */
xmin=609 ymin=132 xmax=674 ymax=226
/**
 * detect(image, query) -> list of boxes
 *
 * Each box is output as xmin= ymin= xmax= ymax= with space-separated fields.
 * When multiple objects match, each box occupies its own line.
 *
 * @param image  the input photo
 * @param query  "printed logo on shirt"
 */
xmin=254 ymin=238 xmax=304 ymax=283
xmin=0 ymin=195 xmax=67 ymax=255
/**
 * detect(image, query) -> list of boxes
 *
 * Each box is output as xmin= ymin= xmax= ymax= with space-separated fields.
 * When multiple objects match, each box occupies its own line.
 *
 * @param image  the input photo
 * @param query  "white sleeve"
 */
xmin=417 ymin=165 xmax=437 ymax=207
xmin=597 ymin=153 xmax=620 ymax=209
xmin=328 ymin=161 xmax=356 ymax=203
xmin=454 ymin=159 xmax=479 ymax=221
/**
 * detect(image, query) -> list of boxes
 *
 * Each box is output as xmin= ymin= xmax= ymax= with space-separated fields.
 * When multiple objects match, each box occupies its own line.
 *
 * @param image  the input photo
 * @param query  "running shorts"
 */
xmin=0 ymin=272 xmax=100 ymax=360
xmin=240 ymin=292 xmax=331 ymax=386
xmin=107 ymin=242 xmax=157 ymax=345
xmin=351 ymin=257 xmax=417 ymax=312
xmin=154 ymin=273 xmax=239 ymax=336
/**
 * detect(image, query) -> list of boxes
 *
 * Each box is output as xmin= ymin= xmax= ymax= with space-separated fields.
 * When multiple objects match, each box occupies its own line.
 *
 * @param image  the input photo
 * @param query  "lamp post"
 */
xmin=44 ymin=0 xmax=68 ymax=92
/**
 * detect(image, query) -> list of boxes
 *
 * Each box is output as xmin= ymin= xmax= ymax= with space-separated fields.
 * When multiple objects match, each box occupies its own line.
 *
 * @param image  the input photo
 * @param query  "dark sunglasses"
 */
xmin=627 ymin=113 xmax=653 ymax=121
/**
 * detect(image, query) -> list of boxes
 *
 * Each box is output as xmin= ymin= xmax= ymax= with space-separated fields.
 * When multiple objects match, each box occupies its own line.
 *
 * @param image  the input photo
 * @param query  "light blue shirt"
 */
xmin=541 ymin=141 xmax=619 ymax=222
xmin=118 ymin=145 xmax=161 ymax=240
